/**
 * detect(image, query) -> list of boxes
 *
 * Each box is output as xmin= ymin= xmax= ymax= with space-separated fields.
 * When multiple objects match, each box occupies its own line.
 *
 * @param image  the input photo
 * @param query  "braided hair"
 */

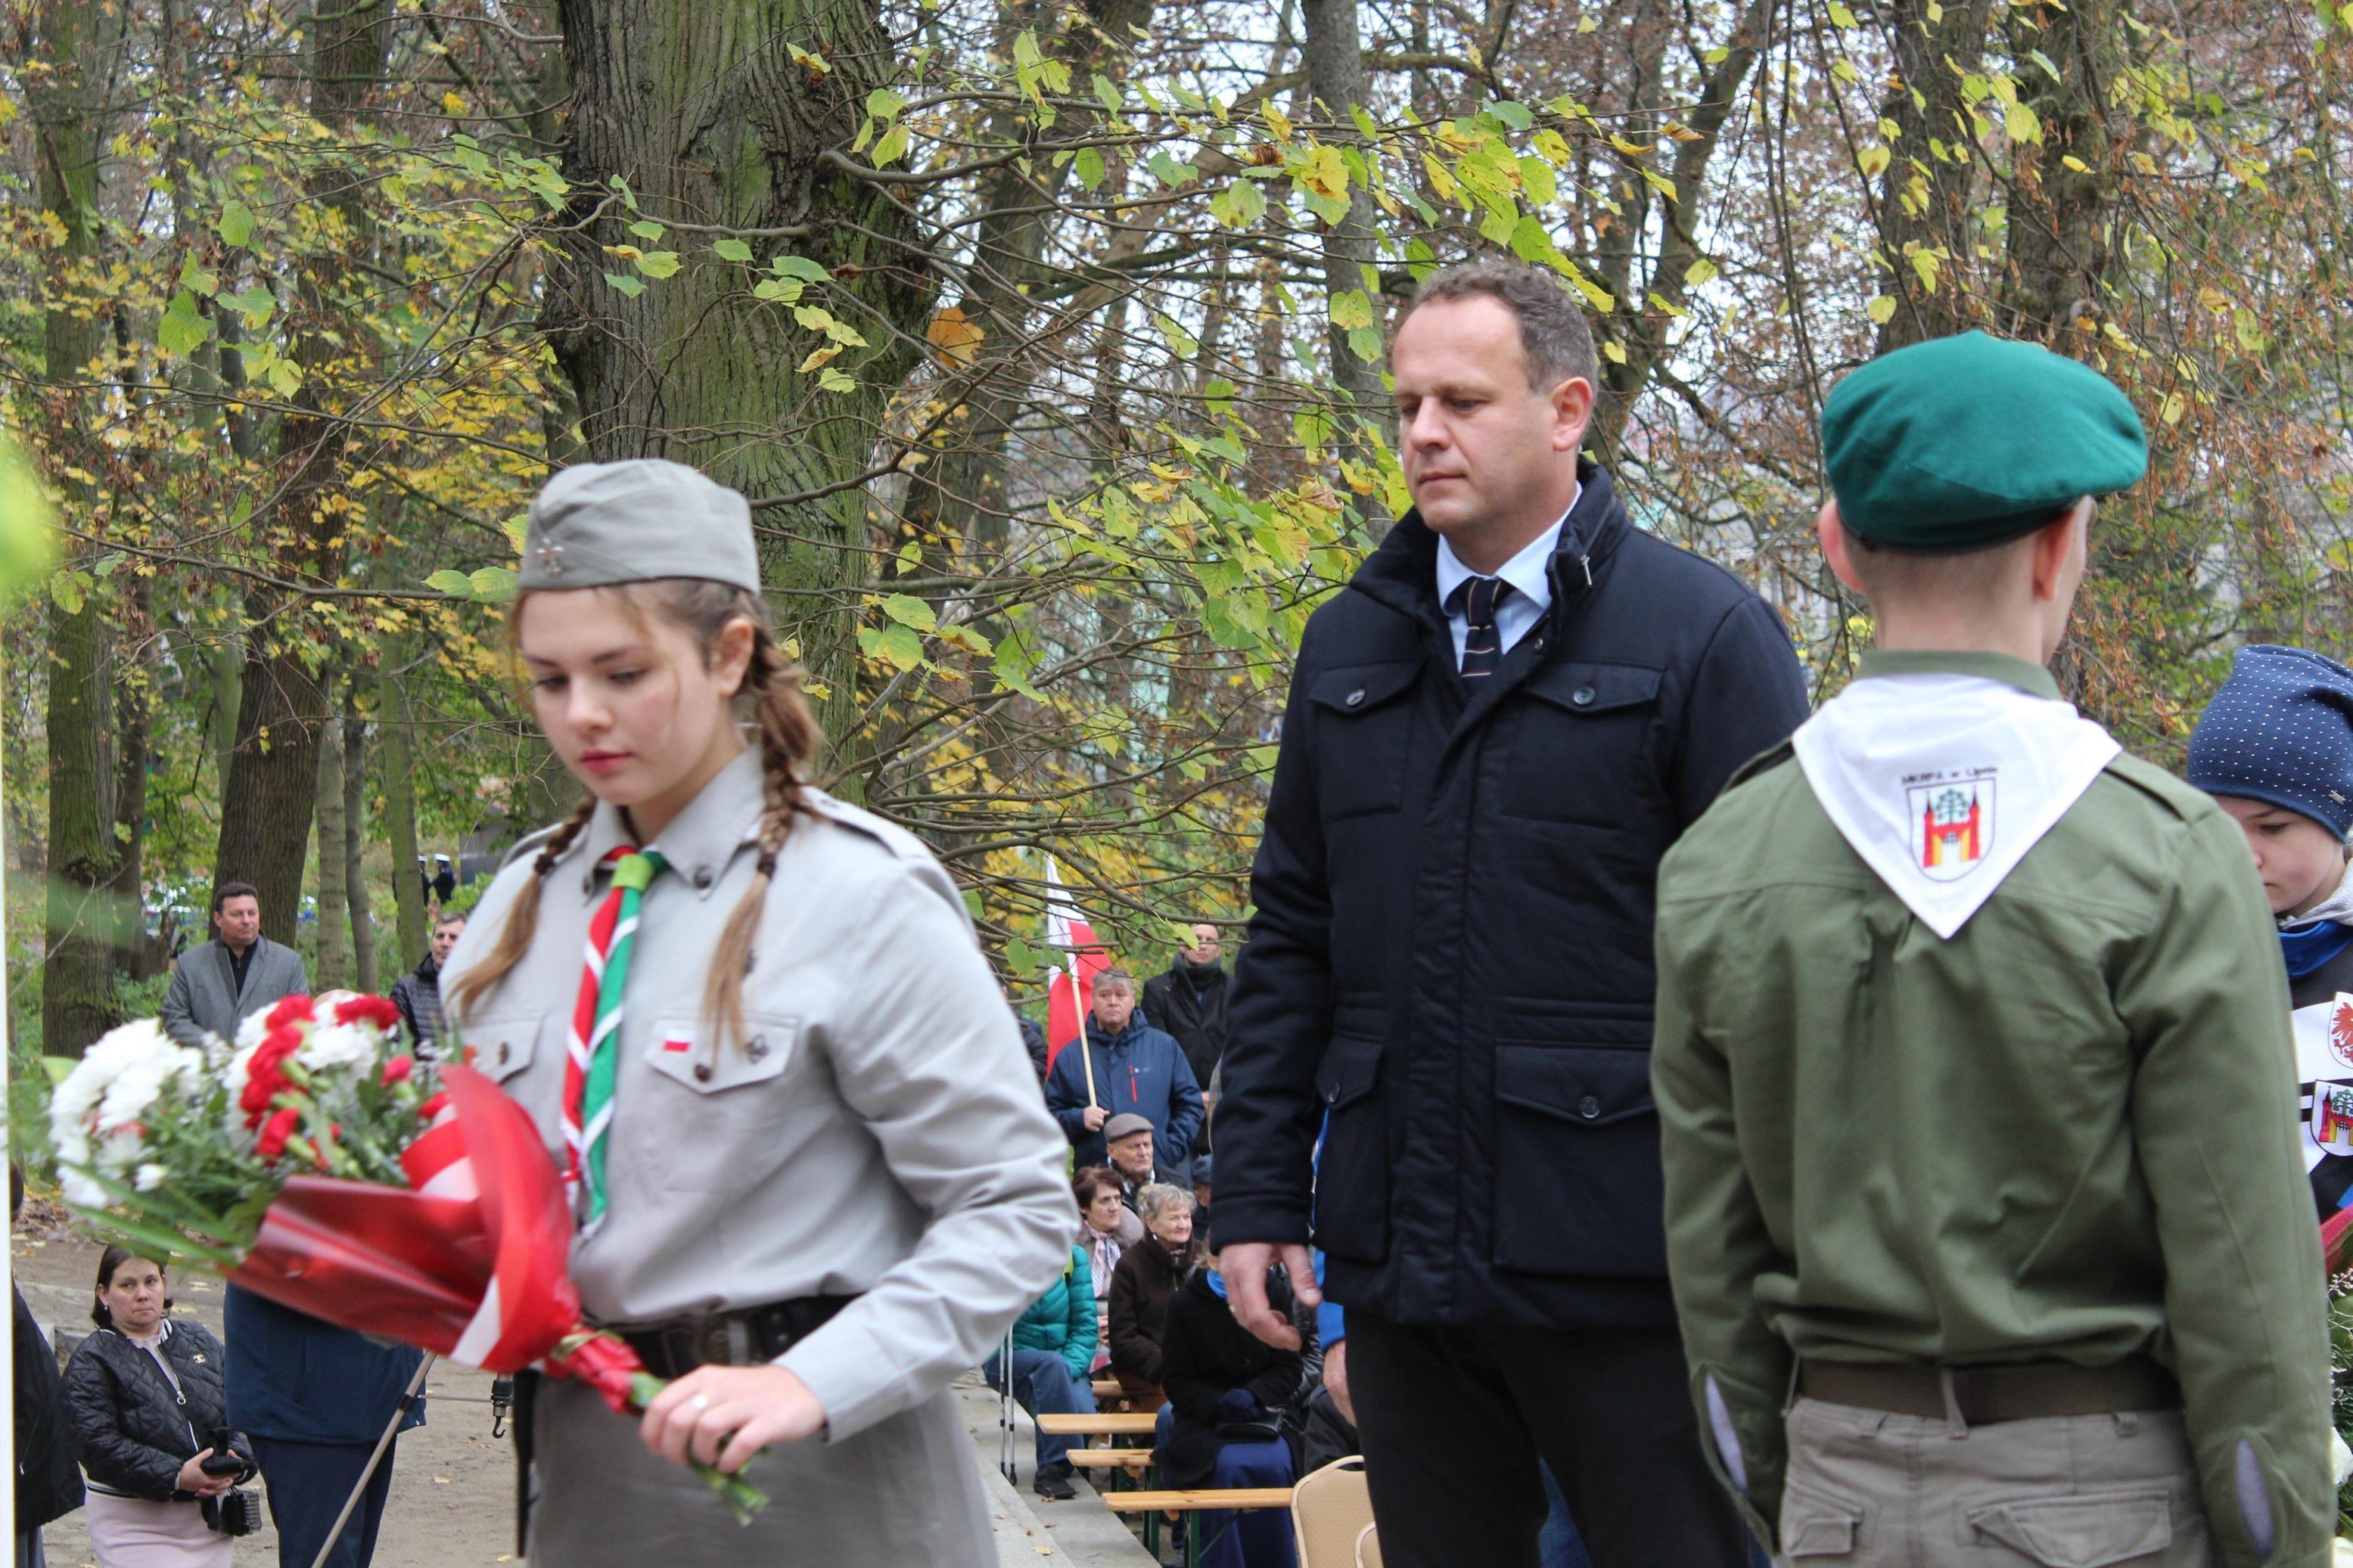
xmin=443 ymin=579 xmax=820 ymax=1054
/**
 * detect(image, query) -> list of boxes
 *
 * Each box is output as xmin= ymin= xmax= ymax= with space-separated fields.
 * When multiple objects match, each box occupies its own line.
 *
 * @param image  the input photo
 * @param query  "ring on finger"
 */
xmin=688 ymin=1393 xmax=711 ymax=1413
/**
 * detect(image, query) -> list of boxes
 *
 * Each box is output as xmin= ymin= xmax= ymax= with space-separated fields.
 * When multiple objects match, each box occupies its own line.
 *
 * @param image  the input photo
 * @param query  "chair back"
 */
xmin=1355 ymin=1520 xmax=1382 ymax=1568
xmin=1291 ymin=1455 xmax=1375 ymax=1568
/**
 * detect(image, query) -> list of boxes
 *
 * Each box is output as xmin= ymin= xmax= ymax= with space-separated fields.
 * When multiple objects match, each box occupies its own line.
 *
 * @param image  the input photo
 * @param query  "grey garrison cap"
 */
xmin=519 ymin=459 xmax=760 ymax=594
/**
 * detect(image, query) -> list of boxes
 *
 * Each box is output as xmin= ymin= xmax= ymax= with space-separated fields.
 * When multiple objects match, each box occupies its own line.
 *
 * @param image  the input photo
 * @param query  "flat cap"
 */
xmin=1821 ymin=331 xmax=2148 ymax=551
xmin=520 ymin=459 xmax=760 ymax=594
xmin=1102 ymin=1113 xmax=1155 ymax=1144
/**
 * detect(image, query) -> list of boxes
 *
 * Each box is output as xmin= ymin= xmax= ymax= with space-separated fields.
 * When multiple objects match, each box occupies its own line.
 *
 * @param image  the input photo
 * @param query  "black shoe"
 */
xmin=1034 ymin=1467 xmax=1076 ymax=1501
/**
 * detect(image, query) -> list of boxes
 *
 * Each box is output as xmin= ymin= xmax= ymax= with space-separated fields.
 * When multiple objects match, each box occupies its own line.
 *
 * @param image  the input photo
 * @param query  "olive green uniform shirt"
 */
xmin=1652 ymin=650 xmax=2331 ymax=1566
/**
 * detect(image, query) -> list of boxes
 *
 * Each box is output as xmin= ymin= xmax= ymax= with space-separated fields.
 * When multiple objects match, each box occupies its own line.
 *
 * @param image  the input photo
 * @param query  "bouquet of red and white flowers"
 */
xmin=48 ymin=994 xmax=766 ymax=1523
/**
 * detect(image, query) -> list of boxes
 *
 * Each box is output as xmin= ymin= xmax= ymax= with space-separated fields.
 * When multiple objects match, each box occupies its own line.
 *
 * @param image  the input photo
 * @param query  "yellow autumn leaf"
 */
xmin=927 ymin=306 xmax=986 ymax=365
xmin=1298 ymin=144 xmax=1348 ymax=200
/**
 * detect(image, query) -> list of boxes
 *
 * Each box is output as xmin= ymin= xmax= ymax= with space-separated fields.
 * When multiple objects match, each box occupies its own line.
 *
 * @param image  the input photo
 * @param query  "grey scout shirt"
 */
xmin=440 ymin=750 xmax=1074 ymax=1444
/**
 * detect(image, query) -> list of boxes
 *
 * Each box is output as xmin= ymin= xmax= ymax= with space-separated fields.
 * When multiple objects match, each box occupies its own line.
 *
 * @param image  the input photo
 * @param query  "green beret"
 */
xmin=1820 ymin=331 xmax=2148 ymax=551
xmin=520 ymin=459 xmax=760 ymax=593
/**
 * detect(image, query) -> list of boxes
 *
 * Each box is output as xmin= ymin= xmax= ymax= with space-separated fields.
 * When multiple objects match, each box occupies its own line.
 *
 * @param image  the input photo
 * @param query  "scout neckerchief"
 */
xmin=1792 ymin=672 xmax=2118 ymax=939
xmin=561 ymin=845 xmax=666 ymax=1234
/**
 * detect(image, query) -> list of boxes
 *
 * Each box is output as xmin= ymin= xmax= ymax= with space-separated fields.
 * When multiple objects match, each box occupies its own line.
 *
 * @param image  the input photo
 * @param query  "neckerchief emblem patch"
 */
xmin=1908 ymin=770 xmax=1995 ymax=880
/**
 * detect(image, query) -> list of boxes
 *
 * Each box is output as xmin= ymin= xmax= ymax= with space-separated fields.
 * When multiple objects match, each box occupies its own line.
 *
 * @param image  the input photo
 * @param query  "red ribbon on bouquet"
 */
xmin=230 ymin=1064 xmax=596 ymax=1377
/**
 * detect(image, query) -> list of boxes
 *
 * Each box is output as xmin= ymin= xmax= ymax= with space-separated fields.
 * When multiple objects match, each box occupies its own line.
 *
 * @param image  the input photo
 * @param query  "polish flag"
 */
xmin=1043 ymin=859 xmax=1111 ymax=1071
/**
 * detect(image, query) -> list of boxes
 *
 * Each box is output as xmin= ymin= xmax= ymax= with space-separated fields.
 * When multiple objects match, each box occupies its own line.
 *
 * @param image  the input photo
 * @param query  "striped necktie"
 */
xmin=561 ymin=846 xmax=666 ymax=1235
xmin=1447 ymin=575 xmax=1515 ymax=678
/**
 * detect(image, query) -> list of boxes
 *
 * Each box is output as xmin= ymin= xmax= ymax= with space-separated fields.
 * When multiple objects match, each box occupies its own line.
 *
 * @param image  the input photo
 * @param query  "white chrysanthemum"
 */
xmin=297 ymin=1021 xmax=374 ymax=1073
xmin=58 ymin=1165 xmax=110 ymax=1210
xmin=134 ymin=1163 xmax=168 ymax=1193
xmin=234 ymin=1009 xmax=275 ymax=1052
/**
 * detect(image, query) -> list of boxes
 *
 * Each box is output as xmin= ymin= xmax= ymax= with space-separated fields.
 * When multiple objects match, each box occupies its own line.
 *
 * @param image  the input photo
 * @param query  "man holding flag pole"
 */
xmin=1040 ymin=862 xmax=1204 ymax=1181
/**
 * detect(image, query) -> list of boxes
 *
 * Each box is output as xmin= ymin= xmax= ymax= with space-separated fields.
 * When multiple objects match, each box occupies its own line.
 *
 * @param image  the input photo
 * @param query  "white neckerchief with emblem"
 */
xmin=1792 ymin=672 xmax=2120 ymax=939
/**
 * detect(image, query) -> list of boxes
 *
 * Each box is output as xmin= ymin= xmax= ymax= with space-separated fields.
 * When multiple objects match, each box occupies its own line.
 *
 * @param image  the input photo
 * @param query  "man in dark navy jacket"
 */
xmin=1214 ymin=262 xmax=1809 ymax=1567
xmin=226 ymin=1287 xmax=424 ymax=1568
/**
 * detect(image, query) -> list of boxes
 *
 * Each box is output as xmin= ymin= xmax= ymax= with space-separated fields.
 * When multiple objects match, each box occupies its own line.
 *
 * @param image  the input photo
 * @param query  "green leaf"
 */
xmin=1004 ymin=936 xmax=1043 ymax=978
xmin=772 ymin=256 xmax=831 ymax=283
xmin=879 ymin=593 xmax=938 ymax=632
xmin=217 ymin=200 xmax=256 ymax=247
xmin=817 ymin=368 xmax=856 ymax=393
xmin=872 ymin=123 xmax=910 ymax=167
xmin=1329 ymin=289 xmax=1376 ymax=331
xmin=875 ymin=623 xmax=925 ymax=670
xmin=866 ymin=87 xmax=906 ymax=121
xmin=468 ymin=566 xmax=519 ymax=601
xmin=751 ymin=278 xmax=806 ymax=303
xmin=1828 ymin=0 xmax=1858 ymax=24
xmin=712 ymin=238 xmax=754 ymax=263
xmin=633 ymin=250 xmax=682 ymax=278
xmin=425 ymin=570 xmax=474 ymax=595
xmin=2004 ymin=101 xmax=2042 ymax=143
xmin=794 ymin=305 xmax=837 ymax=332
xmin=603 ymin=272 xmax=645 ymax=297
xmin=1155 ymin=312 xmax=1200 ymax=359
xmin=1074 ymin=146 xmax=1106 ymax=191
xmin=217 ymin=285 xmax=276 ymax=328
xmin=158 ymin=291 xmax=211 ymax=357
xmin=627 ymin=219 xmax=666 ymax=241
xmin=1347 ymin=325 xmax=1385 ymax=364
xmin=1910 ymin=249 xmax=1941 ymax=291
xmin=1866 ymin=294 xmax=1899 ymax=324
xmin=1509 ymin=213 xmax=1558 ymax=265
xmin=1487 ymin=99 xmax=1534 ymax=130
xmin=48 ymin=570 xmax=84 ymax=615
xmin=1684 ymin=256 xmax=1720 ymax=287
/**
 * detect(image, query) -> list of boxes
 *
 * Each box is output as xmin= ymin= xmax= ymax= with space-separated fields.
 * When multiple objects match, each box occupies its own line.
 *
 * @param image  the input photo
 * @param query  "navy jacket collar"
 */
xmin=1349 ymin=458 xmax=1628 ymax=629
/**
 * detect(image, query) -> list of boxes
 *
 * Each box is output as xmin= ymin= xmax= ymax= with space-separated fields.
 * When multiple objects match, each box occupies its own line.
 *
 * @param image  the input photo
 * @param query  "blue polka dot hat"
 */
xmin=2188 ymin=644 xmax=2353 ymax=840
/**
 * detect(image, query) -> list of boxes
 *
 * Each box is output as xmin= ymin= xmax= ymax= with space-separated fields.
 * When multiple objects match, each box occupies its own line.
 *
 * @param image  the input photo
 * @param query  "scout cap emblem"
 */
xmin=1908 ymin=772 xmax=1994 ymax=880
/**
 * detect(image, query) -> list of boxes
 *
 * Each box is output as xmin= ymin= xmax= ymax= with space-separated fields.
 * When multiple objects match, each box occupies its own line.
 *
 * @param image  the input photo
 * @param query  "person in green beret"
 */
xmin=1651 ymin=331 xmax=2333 ymax=1567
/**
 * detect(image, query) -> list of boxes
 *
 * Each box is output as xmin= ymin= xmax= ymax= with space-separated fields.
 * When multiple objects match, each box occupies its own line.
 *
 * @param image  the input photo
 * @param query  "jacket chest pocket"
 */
xmin=468 ymin=1015 xmax=566 ymax=1170
xmin=1502 ymin=661 xmax=1664 ymax=826
xmin=1491 ymin=1042 xmax=1667 ymax=1278
xmin=1310 ymin=1020 xmax=1391 ymax=1264
xmin=633 ymin=1014 xmax=797 ymax=1194
xmin=1307 ymin=663 xmax=1422 ymax=822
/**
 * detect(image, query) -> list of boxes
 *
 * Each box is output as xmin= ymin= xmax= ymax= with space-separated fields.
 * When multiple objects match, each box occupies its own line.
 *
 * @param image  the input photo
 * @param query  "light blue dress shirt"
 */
xmin=1432 ymin=491 xmax=1580 ymax=670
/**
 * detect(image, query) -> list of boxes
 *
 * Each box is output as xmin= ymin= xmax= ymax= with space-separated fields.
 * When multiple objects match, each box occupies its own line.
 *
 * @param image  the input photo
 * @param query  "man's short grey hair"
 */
xmin=1405 ymin=261 xmax=1600 ymax=398
xmin=1136 ymin=1181 xmax=1195 ymax=1222
xmin=1094 ymin=969 xmax=1136 ymax=997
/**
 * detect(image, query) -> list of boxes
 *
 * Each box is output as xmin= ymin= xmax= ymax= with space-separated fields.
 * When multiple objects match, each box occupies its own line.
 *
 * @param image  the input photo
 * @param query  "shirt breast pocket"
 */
xmin=638 ymin=1014 xmax=797 ymax=1194
xmin=1307 ymin=663 xmax=1422 ymax=821
xmin=1503 ymin=660 xmax=1664 ymax=826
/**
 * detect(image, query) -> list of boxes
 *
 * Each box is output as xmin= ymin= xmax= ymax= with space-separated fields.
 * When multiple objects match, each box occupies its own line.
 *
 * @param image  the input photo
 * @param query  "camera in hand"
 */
xmin=199 ymin=1430 xmax=244 ymax=1476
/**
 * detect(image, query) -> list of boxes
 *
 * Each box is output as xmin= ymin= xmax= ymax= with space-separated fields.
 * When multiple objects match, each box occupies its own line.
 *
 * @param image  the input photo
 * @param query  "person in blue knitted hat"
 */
xmin=2188 ymin=643 xmax=2353 ymax=1216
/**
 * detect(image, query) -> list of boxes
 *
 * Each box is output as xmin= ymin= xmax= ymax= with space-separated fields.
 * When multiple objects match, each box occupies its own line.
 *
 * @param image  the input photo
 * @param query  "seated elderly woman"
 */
xmin=1106 ymin=1181 xmax=1195 ymax=1413
xmin=1073 ymin=1166 xmax=1138 ymax=1369
xmin=1157 ymin=1247 xmax=1302 ymax=1568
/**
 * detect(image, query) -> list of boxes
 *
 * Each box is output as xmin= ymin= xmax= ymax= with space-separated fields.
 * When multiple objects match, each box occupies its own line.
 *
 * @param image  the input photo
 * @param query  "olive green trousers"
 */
xmin=1776 ymin=1395 xmax=2214 ymax=1566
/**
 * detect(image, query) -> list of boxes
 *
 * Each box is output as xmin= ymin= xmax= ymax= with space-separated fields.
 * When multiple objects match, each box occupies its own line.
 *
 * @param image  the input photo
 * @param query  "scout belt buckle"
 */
xmin=659 ymin=1314 xmax=751 ymax=1372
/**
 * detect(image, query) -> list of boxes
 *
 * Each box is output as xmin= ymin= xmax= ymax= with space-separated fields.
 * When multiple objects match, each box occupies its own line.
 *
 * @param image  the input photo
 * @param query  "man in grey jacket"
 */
xmin=160 ymin=882 xmax=309 ymax=1047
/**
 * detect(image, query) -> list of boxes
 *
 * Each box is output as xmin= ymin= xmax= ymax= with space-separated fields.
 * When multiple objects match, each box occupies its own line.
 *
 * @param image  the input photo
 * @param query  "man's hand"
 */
xmin=1082 ymin=1105 xmax=1109 ymax=1132
xmin=1323 ymin=1338 xmax=1354 ymax=1426
xmin=640 ymin=1362 xmax=827 ymax=1473
xmin=1223 ymin=1241 xmax=1319 ymax=1350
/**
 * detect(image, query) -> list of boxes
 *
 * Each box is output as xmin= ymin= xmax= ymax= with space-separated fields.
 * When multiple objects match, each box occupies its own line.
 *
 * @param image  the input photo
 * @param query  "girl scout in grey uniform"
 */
xmin=440 ymin=459 xmax=1074 ymax=1566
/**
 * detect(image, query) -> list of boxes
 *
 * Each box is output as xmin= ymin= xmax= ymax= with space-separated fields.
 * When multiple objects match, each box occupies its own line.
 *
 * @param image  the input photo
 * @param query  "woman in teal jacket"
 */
xmin=985 ymin=1247 xmax=1097 ymax=1499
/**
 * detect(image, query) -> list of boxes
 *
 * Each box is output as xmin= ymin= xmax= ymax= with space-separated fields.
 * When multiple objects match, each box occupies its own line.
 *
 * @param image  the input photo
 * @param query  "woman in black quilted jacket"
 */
xmin=61 ymin=1250 xmax=253 ymax=1566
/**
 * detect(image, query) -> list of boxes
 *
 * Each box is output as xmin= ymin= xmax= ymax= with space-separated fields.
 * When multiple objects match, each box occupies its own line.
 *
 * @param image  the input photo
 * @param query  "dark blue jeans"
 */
xmin=1200 ymin=1439 xmax=1295 ymax=1568
xmin=984 ymin=1347 xmax=1090 ymax=1472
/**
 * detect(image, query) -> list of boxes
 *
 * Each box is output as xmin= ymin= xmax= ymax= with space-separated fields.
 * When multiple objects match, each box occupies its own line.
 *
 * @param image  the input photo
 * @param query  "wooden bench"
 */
xmin=1091 ymin=1378 xmax=1123 ymax=1399
xmin=1037 ymin=1411 xmax=1161 ymax=1441
xmin=1066 ymin=1447 xmax=1155 ymax=1493
xmin=1102 ymin=1490 xmax=1297 ymax=1567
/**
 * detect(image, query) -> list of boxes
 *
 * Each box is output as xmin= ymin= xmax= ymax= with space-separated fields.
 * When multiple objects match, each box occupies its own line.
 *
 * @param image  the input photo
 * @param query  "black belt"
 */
xmin=1797 ymin=1355 xmax=2180 ymax=1425
xmin=620 ymin=1295 xmax=858 ymax=1380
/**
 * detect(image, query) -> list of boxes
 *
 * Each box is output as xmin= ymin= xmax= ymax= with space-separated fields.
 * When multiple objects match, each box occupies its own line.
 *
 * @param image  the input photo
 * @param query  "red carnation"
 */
xmin=256 ymin=1107 xmax=300 ymax=1163
xmin=265 ymin=995 xmax=315 ymax=1030
xmin=381 ymin=1056 xmax=414 ymax=1087
xmin=336 ymin=995 xmax=403 ymax=1033
xmin=418 ymin=1093 xmax=449 ymax=1120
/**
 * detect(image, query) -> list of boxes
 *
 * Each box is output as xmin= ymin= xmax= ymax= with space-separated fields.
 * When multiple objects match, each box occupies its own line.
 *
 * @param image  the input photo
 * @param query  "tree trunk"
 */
xmin=378 ymin=649 xmax=427 ymax=973
xmin=30 ymin=0 xmax=122 ymax=1056
xmin=343 ymin=681 xmax=376 ymax=993
xmin=548 ymin=0 xmax=932 ymax=748
xmin=1999 ymin=0 xmax=2126 ymax=341
xmin=1300 ymin=0 xmax=1394 ymax=504
xmin=312 ymin=698 xmax=352 ymax=991
xmin=210 ymin=0 xmax=391 ymax=942
xmin=107 ymin=579 xmax=154 ymax=977
xmin=1873 ymin=0 xmax=1997 ymax=352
